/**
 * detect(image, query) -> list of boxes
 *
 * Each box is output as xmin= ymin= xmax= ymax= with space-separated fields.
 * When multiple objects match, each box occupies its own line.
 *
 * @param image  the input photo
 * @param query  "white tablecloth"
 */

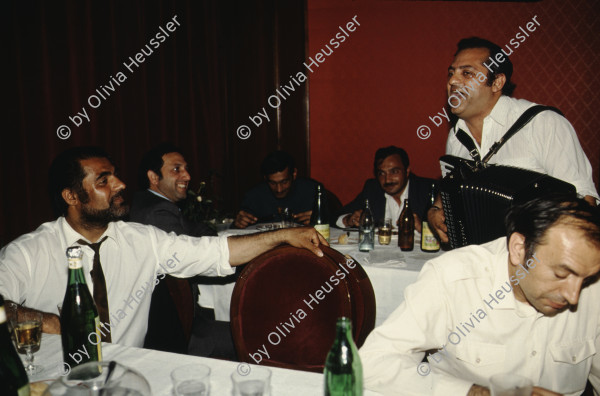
xmin=199 ymin=226 xmax=443 ymax=327
xmin=30 ymin=334 xmax=382 ymax=396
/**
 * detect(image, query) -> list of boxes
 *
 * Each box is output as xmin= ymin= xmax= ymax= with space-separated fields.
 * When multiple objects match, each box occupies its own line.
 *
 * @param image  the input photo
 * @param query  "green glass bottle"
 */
xmin=324 ymin=317 xmax=363 ymax=396
xmin=0 ymin=294 xmax=30 ymax=396
xmin=310 ymin=183 xmax=330 ymax=242
xmin=60 ymin=246 xmax=102 ymax=369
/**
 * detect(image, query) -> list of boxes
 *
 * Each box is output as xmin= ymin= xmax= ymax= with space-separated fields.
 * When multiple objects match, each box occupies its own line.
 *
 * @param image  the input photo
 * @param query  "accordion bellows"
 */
xmin=440 ymin=163 xmax=575 ymax=249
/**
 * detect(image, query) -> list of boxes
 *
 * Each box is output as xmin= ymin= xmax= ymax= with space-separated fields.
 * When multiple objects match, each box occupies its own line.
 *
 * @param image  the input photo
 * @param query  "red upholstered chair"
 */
xmin=230 ymin=245 xmax=375 ymax=373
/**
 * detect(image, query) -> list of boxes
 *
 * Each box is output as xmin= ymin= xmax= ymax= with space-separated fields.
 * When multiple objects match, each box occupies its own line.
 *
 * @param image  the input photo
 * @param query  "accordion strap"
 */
xmin=455 ymin=105 xmax=563 ymax=166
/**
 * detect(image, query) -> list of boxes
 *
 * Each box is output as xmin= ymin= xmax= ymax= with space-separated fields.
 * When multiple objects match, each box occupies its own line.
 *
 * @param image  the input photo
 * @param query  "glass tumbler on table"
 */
xmin=172 ymin=364 xmax=211 ymax=396
xmin=378 ymin=218 xmax=392 ymax=245
xmin=232 ymin=365 xmax=272 ymax=396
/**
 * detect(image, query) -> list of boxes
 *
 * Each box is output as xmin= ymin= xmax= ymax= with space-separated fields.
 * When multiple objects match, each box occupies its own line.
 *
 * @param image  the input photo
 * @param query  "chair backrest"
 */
xmin=230 ymin=245 xmax=375 ymax=372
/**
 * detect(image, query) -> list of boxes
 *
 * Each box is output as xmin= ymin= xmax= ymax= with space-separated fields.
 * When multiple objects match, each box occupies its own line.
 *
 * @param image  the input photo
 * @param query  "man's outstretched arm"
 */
xmin=227 ymin=227 xmax=328 ymax=266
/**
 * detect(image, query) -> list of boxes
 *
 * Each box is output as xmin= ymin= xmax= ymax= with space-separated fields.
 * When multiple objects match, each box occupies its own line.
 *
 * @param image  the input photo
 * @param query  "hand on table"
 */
xmin=42 ymin=313 xmax=61 ymax=334
xmin=343 ymin=210 xmax=363 ymax=228
xmin=466 ymin=384 xmax=563 ymax=396
xmin=234 ymin=210 xmax=257 ymax=229
xmin=293 ymin=210 xmax=312 ymax=225
xmin=532 ymin=387 xmax=563 ymax=396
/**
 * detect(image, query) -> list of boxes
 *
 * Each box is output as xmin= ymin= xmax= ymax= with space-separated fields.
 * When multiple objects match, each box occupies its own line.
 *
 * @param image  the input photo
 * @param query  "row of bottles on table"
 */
xmin=0 ymin=294 xmax=30 ymax=396
xmin=398 ymin=182 xmax=440 ymax=252
xmin=60 ymin=246 xmax=102 ymax=367
xmin=357 ymin=182 xmax=440 ymax=252
xmin=324 ymin=317 xmax=363 ymax=396
xmin=311 ymin=183 xmax=330 ymax=243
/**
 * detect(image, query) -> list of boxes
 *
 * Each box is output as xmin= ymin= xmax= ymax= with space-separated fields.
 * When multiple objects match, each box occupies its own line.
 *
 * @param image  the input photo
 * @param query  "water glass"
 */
xmin=172 ymin=364 xmax=211 ymax=396
xmin=231 ymin=366 xmax=271 ymax=396
xmin=378 ymin=218 xmax=392 ymax=245
xmin=489 ymin=373 xmax=533 ymax=396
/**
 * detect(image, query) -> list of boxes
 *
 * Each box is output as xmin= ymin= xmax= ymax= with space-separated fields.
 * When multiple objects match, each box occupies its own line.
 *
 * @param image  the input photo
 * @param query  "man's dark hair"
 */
xmin=455 ymin=37 xmax=516 ymax=97
xmin=260 ymin=150 xmax=296 ymax=177
xmin=505 ymin=194 xmax=600 ymax=257
xmin=138 ymin=143 xmax=182 ymax=189
xmin=373 ymin=146 xmax=409 ymax=177
xmin=48 ymin=146 xmax=111 ymax=217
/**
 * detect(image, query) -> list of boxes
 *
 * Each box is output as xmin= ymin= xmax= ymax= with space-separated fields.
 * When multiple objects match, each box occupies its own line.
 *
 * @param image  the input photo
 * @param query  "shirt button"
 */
xmin=531 ymin=351 xmax=536 ymax=356
xmin=572 ymin=356 xmax=577 ymax=362
xmin=476 ymin=358 xmax=481 ymax=364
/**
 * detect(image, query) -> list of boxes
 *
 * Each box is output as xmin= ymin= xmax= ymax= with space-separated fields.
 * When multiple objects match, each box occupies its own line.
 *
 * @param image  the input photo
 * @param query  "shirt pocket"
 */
xmin=454 ymin=340 xmax=506 ymax=368
xmin=548 ymin=338 xmax=596 ymax=391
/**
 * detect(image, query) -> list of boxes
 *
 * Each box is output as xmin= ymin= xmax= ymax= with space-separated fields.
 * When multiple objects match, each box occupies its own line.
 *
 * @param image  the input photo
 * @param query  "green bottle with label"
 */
xmin=324 ymin=317 xmax=363 ymax=396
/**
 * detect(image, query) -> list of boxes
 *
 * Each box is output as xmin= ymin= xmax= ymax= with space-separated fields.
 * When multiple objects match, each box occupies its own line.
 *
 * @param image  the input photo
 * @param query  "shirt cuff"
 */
xmin=216 ymin=235 xmax=234 ymax=276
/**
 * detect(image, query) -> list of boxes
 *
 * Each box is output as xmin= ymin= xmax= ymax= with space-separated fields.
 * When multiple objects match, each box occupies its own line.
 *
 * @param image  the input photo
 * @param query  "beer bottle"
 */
xmin=358 ymin=199 xmax=374 ymax=252
xmin=324 ymin=317 xmax=363 ymax=396
xmin=310 ymin=184 xmax=330 ymax=242
xmin=0 ymin=294 xmax=30 ymax=396
xmin=60 ymin=246 xmax=102 ymax=368
xmin=398 ymin=199 xmax=414 ymax=251
xmin=421 ymin=183 xmax=440 ymax=252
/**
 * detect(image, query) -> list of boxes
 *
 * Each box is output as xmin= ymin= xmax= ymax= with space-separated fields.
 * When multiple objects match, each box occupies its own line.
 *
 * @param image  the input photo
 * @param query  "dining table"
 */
xmin=198 ymin=225 xmax=444 ymax=327
xmin=29 ymin=333 xmax=383 ymax=395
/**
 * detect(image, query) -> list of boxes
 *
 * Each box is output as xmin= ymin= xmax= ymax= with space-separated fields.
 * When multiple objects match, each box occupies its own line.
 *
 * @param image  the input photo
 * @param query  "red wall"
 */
xmin=307 ymin=0 xmax=600 ymax=205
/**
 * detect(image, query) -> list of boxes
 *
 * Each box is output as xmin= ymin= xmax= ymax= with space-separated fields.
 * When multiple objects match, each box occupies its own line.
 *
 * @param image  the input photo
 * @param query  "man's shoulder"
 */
xmin=130 ymin=190 xmax=179 ymax=220
xmin=423 ymin=238 xmax=506 ymax=283
xmin=4 ymin=219 xmax=64 ymax=249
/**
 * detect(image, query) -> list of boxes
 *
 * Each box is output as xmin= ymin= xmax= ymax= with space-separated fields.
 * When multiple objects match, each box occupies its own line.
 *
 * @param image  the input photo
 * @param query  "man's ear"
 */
xmin=147 ymin=170 xmax=160 ymax=187
xmin=492 ymin=73 xmax=506 ymax=93
xmin=292 ymin=168 xmax=298 ymax=181
xmin=61 ymin=188 xmax=79 ymax=207
xmin=508 ymin=232 xmax=526 ymax=268
xmin=406 ymin=166 xmax=411 ymax=177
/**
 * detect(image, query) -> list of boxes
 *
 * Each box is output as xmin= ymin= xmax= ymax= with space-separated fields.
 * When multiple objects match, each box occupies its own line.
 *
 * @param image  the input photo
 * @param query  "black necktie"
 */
xmin=78 ymin=236 xmax=111 ymax=342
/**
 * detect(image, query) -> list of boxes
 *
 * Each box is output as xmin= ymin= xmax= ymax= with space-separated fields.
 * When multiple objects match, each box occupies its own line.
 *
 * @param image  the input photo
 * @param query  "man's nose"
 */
xmin=563 ymin=277 xmax=583 ymax=306
xmin=113 ymin=177 xmax=126 ymax=192
xmin=181 ymin=169 xmax=191 ymax=181
xmin=276 ymin=183 xmax=284 ymax=193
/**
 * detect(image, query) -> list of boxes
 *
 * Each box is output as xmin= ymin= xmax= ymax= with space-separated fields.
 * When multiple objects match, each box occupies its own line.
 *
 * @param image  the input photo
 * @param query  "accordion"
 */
xmin=440 ymin=156 xmax=575 ymax=249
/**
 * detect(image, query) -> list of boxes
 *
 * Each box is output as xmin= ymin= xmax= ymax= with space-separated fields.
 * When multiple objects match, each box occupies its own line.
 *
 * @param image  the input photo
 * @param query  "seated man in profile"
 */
xmin=130 ymin=143 xmax=233 ymax=358
xmin=360 ymin=194 xmax=600 ymax=395
xmin=335 ymin=146 xmax=436 ymax=230
xmin=0 ymin=146 xmax=327 ymax=350
xmin=234 ymin=150 xmax=319 ymax=228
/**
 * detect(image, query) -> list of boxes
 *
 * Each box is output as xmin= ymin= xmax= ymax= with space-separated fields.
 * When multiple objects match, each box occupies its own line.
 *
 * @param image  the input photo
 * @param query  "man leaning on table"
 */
xmin=0 ymin=146 xmax=327 ymax=348
xmin=427 ymin=37 xmax=598 ymax=244
xmin=335 ymin=146 xmax=435 ymax=231
xmin=359 ymin=193 xmax=600 ymax=396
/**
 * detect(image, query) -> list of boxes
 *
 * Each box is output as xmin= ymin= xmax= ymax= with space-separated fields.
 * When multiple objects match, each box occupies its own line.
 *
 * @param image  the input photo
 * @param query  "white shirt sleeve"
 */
xmin=0 ymin=243 xmax=30 ymax=304
xmin=359 ymin=263 xmax=475 ymax=396
xmin=531 ymin=111 xmax=599 ymax=200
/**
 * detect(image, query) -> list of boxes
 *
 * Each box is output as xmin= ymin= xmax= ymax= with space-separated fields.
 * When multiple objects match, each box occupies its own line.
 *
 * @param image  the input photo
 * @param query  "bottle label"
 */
xmin=314 ymin=224 xmax=330 ymax=242
xmin=421 ymin=222 xmax=440 ymax=250
xmin=68 ymin=258 xmax=83 ymax=269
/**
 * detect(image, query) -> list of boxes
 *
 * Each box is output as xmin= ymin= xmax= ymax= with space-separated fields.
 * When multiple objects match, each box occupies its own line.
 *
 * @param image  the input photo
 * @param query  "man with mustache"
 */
xmin=335 ymin=146 xmax=435 ymax=231
xmin=427 ymin=37 xmax=598 ymax=244
xmin=360 ymin=194 xmax=600 ymax=395
xmin=0 ymin=146 xmax=327 ymax=347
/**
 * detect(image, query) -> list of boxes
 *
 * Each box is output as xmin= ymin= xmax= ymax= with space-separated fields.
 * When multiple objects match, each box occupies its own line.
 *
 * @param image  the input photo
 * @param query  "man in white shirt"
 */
xmin=360 ymin=194 xmax=600 ymax=395
xmin=428 ymin=37 xmax=598 ymax=244
xmin=0 ymin=147 xmax=327 ymax=348
xmin=335 ymin=146 xmax=435 ymax=230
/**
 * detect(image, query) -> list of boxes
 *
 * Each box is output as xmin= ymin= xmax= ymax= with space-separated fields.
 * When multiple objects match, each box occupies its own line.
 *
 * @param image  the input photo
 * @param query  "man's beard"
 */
xmin=80 ymin=194 xmax=129 ymax=228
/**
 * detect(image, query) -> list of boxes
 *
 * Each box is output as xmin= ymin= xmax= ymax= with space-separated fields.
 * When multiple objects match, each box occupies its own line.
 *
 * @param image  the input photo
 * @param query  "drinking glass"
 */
xmin=43 ymin=361 xmax=151 ymax=396
xmin=489 ymin=373 xmax=533 ymax=396
xmin=231 ymin=366 xmax=271 ymax=396
xmin=279 ymin=207 xmax=293 ymax=228
xmin=13 ymin=310 xmax=43 ymax=375
xmin=378 ymin=218 xmax=392 ymax=245
xmin=172 ymin=364 xmax=211 ymax=396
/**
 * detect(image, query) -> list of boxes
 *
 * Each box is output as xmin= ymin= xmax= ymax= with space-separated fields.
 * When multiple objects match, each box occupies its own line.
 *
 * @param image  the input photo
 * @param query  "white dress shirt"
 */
xmin=359 ymin=237 xmax=600 ymax=396
xmin=445 ymin=95 xmax=599 ymax=200
xmin=336 ymin=181 xmax=410 ymax=227
xmin=0 ymin=217 xmax=233 ymax=347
